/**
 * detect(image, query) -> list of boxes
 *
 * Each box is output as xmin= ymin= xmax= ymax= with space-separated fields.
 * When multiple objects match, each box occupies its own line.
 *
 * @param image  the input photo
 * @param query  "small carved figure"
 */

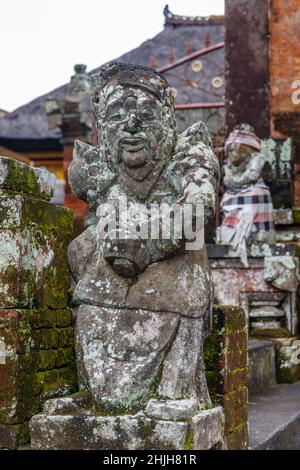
xmin=68 ymin=63 xmax=220 ymax=415
xmin=217 ymin=123 xmax=275 ymax=266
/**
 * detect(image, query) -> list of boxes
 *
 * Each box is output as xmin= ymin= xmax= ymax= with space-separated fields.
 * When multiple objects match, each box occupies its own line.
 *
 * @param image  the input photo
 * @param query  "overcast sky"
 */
xmin=0 ymin=0 xmax=224 ymax=112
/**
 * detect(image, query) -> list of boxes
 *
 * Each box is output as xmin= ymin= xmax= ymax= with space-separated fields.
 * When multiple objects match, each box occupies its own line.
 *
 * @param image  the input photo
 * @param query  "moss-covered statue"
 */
xmin=217 ymin=123 xmax=275 ymax=266
xmin=30 ymin=63 xmax=223 ymax=450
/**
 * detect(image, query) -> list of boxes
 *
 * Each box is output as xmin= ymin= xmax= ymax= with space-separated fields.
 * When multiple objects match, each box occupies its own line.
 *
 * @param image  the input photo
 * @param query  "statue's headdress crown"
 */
xmin=225 ymin=122 xmax=261 ymax=152
xmin=90 ymin=62 xmax=174 ymax=114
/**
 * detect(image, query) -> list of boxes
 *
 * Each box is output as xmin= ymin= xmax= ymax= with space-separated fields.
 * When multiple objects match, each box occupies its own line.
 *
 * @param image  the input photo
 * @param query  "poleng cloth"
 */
xmin=218 ymin=184 xmax=274 ymax=266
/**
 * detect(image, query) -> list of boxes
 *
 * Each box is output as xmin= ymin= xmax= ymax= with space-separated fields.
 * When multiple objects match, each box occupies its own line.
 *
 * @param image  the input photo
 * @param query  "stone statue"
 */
xmin=30 ymin=63 xmax=223 ymax=449
xmin=217 ymin=123 xmax=275 ymax=266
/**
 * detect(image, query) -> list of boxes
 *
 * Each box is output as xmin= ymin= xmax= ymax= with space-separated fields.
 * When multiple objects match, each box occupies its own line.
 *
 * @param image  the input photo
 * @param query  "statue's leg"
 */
xmin=75 ymin=304 xmax=179 ymax=413
xmin=157 ymin=315 xmax=211 ymax=409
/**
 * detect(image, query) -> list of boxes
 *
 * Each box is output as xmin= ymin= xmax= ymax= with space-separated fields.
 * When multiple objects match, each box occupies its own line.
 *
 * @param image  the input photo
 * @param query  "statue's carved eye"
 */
xmin=108 ymin=113 xmax=124 ymax=122
xmin=139 ymin=110 xmax=155 ymax=121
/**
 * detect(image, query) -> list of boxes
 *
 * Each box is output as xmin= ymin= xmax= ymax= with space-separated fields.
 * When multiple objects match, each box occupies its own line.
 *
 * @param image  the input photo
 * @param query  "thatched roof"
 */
xmin=0 ymin=10 xmax=224 ymax=150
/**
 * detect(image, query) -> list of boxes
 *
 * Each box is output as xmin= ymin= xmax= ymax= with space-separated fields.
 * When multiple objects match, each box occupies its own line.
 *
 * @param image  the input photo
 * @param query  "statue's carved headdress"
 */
xmin=90 ymin=62 xmax=177 ymax=151
xmin=225 ymin=123 xmax=261 ymax=153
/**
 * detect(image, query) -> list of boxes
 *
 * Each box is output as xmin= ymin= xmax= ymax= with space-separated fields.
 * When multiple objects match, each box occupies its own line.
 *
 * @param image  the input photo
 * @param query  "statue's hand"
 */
xmin=102 ymin=236 xmax=150 ymax=278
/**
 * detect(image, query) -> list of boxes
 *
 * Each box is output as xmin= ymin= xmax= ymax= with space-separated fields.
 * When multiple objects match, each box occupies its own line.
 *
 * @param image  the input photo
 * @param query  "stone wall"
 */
xmin=204 ymin=305 xmax=249 ymax=450
xmin=0 ymin=156 xmax=77 ymax=449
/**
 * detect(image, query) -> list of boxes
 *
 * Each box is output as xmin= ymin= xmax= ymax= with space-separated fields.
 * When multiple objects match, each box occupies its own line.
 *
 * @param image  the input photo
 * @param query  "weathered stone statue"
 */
xmin=30 ymin=63 xmax=223 ymax=449
xmin=217 ymin=123 xmax=275 ymax=266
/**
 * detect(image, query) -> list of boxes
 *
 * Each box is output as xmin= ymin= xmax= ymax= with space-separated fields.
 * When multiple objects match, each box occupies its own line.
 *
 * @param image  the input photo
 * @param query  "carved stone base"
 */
xmin=29 ymin=395 xmax=224 ymax=450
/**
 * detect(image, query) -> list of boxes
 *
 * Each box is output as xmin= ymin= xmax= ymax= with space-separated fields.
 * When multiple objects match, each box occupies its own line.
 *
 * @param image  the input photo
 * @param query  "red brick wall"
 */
xmin=0 ymin=309 xmax=77 ymax=449
xmin=205 ymin=305 xmax=249 ymax=450
xmin=269 ymin=0 xmax=300 ymax=134
xmin=269 ymin=0 xmax=300 ymax=192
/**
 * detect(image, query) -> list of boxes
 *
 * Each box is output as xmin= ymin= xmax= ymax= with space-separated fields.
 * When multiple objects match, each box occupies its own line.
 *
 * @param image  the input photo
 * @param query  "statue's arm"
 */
xmin=175 ymin=141 xmax=220 ymax=225
xmin=151 ymin=122 xmax=220 ymax=261
xmin=224 ymin=154 xmax=265 ymax=189
xmin=68 ymin=140 xmax=115 ymax=206
xmin=68 ymin=225 xmax=98 ymax=283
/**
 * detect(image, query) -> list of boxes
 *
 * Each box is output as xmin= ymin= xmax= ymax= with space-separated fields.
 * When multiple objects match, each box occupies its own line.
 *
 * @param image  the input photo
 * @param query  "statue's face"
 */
xmin=227 ymin=142 xmax=253 ymax=166
xmin=103 ymin=86 xmax=167 ymax=170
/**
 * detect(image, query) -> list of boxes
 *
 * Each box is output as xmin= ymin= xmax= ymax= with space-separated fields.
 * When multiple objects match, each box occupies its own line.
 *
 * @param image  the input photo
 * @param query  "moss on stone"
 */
xmin=204 ymin=321 xmax=222 ymax=405
xmin=292 ymin=207 xmax=300 ymax=225
xmin=184 ymin=425 xmax=195 ymax=450
xmin=0 ymin=157 xmax=53 ymax=201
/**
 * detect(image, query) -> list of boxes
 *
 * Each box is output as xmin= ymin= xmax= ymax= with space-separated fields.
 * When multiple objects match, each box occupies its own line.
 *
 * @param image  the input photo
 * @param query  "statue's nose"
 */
xmin=124 ymin=112 xmax=141 ymax=133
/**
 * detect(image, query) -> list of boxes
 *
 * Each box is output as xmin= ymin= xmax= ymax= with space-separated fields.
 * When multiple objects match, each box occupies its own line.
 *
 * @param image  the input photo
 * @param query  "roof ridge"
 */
xmin=163 ymin=4 xmax=224 ymax=26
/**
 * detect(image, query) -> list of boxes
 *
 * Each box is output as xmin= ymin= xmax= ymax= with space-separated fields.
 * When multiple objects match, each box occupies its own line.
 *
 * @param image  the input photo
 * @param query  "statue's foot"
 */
xmin=144 ymin=398 xmax=199 ymax=421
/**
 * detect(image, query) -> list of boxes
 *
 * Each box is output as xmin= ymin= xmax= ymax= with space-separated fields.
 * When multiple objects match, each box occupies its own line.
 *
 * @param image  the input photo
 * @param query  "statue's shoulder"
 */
xmin=247 ymin=151 xmax=266 ymax=171
xmin=68 ymin=224 xmax=97 ymax=281
xmin=68 ymin=140 xmax=116 ymax=205
xmin=176 ymin=121 xmax=213 ymax=152
xmin=165 ymin=122 xmax=219 ymax=190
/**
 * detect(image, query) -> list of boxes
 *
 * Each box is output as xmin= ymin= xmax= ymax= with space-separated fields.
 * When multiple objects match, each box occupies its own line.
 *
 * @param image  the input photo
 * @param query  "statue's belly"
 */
xmin=73 ymin=247 xmax=211 ymax=317
xmin=126 ymin=248 xmax=212 ymax=317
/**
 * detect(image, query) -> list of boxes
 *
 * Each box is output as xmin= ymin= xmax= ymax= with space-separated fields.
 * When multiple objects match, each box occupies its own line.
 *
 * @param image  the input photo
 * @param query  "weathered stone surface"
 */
xmin=272 ymin=337 xmax=300 ymax=384
xmin=264 ymin=256 xmax=299 ymax=291
xmin=0 ymin=194 xmax=73 ymax=234
xmin=25 ymin=62 xmax=224 ymax=451
xmin=248 ymin=340 xmax=276 ymax=396
xmin=0 ymin=195 xmax=72 ymax=309
xmin=145 ymin=399 xmax=198 ymax=421
xmin=211 ymin=257 xmax=298 ymax=336
xmin=273 ymin=208 xmax=294 ymax=225
xmin=0 ymin=157 xmax=75 ymax=448
xmin=42 ymin=392 xmax=90 ymax=415
xmin=125 ymin=248 xmax=213 ymax=316
xmin=0 ymin=308 xmax=77 ymax=447
xmin=65 ymin=61 xmax=220 ymax=427
xmin=29 ymin=406 xmax=224 ymax=450
xmin=76 ymin=304 xmax=179 ymax=413
xmin=158 ymin=316 xmax=211 ymax=408
xmin=0 ymin=422 xmax=29 ymax=449
xmin=261 ymin=138 xmax=293 ymax=180
xmin=208 ymin=242 xmax=300 ymax=259
xmin=0 ymin=156 xmax=56 ymax=200
xmin=191 ymin=408 xmax=224 ymax=450
xmin=204 ymin=305 xmax=249 ymax=450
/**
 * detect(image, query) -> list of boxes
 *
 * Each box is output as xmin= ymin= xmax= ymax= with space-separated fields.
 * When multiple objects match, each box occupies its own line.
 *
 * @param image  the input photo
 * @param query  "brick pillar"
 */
xmin=204 ymin=305 xmax=249 ymax=450
xmin=0 ymin=156 xmax=77 ymax=449
xmin=225 ymin=0 xmax=270 ymax=137
xmin=268 ymin=0 xmax=300 ymax=206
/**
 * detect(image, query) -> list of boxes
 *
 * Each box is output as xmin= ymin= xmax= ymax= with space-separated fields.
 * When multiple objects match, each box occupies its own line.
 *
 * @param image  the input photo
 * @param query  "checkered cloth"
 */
xmin=217 ymin=184 xmax=274 ymax=266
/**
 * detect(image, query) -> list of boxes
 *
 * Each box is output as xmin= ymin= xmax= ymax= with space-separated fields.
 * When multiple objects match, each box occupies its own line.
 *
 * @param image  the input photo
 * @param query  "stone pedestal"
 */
xmin=30 ymin=395 xmax=224 ymax=450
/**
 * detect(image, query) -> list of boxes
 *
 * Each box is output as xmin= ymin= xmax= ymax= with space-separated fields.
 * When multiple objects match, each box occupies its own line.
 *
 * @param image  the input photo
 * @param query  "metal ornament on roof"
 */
xmin=191 ymin=60 xmax=203 ymax=73
xmin=161 ymin=46 xmax=225 ymax=104
xmin=212 ymin=76 xmax=223 ymax=89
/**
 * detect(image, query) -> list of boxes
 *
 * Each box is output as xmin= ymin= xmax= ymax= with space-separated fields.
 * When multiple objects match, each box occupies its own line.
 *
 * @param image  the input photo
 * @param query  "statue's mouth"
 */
xmin=121 ymin=138 xmax=145 ymax=152
xmin=120 ymin=138 xmax=149 ymax=168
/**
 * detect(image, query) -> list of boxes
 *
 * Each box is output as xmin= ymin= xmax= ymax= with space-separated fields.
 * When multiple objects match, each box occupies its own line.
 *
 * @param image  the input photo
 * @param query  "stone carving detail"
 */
xmin=30 ymin=63 xmax=222 ymax=450
xmin=217 ymin=123 xmax=275 ymax=266
xmin=264 ymin=256 xmax=299 ymax=292
xmin=45 ymin=64 xmax=93 ymax=131
xmin=68 ymin=62 xmax=219 ymax=412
